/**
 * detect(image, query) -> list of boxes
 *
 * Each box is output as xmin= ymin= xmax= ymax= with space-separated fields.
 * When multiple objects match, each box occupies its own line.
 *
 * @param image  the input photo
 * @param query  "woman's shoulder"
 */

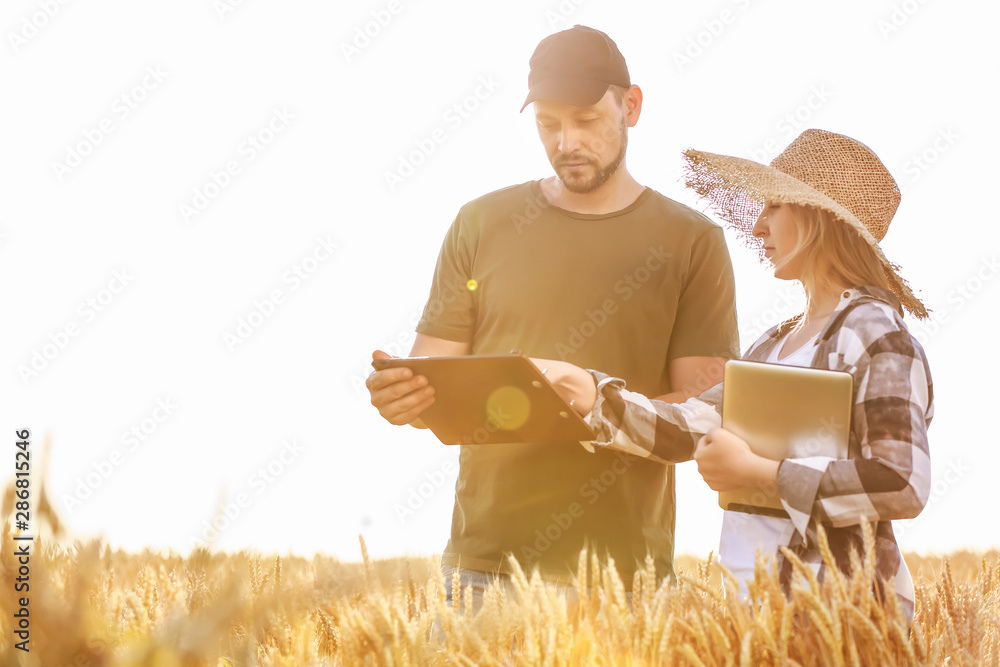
xmin=744 ymin=286 xmax=926 ymax=362
xmin=834 ymin=287 xmax=929 ymax=362
xmin=839 ymin=289 xmax=907 ymax=336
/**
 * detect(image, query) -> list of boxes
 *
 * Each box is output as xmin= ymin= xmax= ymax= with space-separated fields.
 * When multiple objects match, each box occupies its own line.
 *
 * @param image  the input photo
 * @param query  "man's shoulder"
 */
xmin=459 ymin=181 xmax=541 ymax=214
xmin=639 ymin=188 xmax=723 ymax=234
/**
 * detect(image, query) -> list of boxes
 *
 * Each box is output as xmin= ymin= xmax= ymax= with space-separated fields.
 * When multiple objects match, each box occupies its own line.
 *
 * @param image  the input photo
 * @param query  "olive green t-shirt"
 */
xmin=416 ymin=180 xmax=739 ymax=585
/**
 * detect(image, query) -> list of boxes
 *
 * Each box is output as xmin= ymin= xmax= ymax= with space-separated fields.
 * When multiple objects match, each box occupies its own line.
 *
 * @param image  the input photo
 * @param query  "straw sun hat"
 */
xmin=682 ymin=129 xmax=928 ymax=319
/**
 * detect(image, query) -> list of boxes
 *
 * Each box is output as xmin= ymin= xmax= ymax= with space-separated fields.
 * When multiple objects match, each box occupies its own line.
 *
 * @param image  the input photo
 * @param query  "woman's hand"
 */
xmin=694 ymin=428 xmax=779 ymax=492
xmin=529 ymin=358 xmax=598 ymax=416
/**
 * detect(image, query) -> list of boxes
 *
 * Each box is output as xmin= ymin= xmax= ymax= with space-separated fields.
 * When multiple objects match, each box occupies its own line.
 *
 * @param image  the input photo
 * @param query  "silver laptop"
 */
xmin=719 ymin=359 xmax=853 ymax=513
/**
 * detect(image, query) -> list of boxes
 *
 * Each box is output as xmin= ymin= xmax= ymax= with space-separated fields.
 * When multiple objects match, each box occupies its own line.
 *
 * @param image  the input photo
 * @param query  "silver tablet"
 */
xmin=719 ymin=359 xmax=853 ymax=513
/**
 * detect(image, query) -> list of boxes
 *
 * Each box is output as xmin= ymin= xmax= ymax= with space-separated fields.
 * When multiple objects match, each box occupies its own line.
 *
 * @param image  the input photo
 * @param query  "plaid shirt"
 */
xmin=587 ymin=286 xmax=933 ymax=616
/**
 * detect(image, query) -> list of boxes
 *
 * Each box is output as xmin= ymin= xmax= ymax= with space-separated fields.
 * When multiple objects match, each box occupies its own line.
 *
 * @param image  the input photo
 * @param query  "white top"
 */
xmin=719 ymin=328 xmax=820 ymax=597
xmin=765 ymin=330 xmax=819 ymax=365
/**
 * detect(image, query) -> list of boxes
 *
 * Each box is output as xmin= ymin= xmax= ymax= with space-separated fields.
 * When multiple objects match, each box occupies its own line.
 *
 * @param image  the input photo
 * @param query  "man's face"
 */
xmin=533 ymin=89 xmax=629 ymax=194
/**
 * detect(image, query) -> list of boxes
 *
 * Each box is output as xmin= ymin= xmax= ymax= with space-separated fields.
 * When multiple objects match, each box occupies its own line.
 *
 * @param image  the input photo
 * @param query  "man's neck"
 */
xmin=539 ymin=170 xmax=645 ymax=215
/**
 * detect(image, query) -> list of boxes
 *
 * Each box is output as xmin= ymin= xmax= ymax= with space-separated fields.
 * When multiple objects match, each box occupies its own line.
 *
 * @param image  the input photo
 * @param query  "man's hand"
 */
xmin=366 ymin=334 xmax=471 ymax=429
xmin=366 ymin=349 xmax=436 ymax=427
xmin=693 ymin=427 xmax=779 ymax=492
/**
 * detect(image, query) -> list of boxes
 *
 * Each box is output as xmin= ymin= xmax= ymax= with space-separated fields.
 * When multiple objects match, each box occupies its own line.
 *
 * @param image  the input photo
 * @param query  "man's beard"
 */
xmin=553 ymin=121 xmax=628 ymax=194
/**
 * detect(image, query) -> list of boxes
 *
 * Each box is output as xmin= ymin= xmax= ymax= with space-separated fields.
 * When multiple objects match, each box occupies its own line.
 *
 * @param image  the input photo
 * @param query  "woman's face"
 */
xmin=753 ymin=202 xmax=802 ymax=280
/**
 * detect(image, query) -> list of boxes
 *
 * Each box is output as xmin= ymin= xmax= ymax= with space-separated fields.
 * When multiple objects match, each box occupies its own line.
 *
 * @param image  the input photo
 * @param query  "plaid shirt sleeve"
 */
xmin=776 ymin=302 xmax=934 ymax=538
xmin=584 ymin=370 xmax=724 ymax=464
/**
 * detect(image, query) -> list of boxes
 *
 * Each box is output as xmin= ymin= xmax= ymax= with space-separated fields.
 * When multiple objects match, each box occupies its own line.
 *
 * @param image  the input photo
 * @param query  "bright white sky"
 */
xmin=3 ymin=0 xmax=998 ymax=563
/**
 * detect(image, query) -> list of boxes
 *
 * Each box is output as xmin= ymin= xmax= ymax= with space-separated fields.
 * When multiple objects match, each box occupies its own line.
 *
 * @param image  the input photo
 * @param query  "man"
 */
xmin=367 ymin=25 xmax=739 ymax=604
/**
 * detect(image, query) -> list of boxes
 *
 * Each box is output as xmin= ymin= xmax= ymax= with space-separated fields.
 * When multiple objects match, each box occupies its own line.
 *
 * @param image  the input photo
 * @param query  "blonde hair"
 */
xmin=777 ymin=203 xmax=892 ymax=319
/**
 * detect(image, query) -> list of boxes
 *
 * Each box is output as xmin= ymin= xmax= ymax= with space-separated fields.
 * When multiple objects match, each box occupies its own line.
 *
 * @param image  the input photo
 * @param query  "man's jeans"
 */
xmin=432 ymin=564 xmax=581 ymax=645
xmin=441 ymin=563 xmax=580 ymax=615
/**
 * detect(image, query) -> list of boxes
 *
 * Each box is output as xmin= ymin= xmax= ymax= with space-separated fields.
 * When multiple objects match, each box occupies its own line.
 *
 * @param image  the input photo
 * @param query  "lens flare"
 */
xmin=485 ymin=386 xmax=530 ymax=431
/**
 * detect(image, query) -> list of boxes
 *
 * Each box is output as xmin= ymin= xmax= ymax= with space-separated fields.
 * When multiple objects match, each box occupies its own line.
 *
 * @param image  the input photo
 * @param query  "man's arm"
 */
xmin=654 ymin=355 xmax=728 ymax=403
xmin=660 ymin=224 xmax=740 ymax=396
xmin=367 ymin=333 xmax=471 ymax=428
xmin=410 ymin=332 xmax=471 ymax=358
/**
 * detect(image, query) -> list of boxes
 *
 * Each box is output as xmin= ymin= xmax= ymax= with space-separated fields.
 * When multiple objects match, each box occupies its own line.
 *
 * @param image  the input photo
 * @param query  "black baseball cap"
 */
xmin=520 ymin=25 xmax=631 ymax=112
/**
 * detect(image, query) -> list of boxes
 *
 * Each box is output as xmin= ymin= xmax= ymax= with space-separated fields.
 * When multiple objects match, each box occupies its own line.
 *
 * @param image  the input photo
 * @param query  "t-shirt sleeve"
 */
xmin=415 ymin=211 xmax=478 ymax=343
xmin=666 ymin=225 xmax=740 ymax=361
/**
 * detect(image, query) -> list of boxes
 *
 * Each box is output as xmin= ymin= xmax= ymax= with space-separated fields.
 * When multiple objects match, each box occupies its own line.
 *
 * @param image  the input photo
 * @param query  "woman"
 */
xmin=541 ymin=129 xmax=933 ymax=619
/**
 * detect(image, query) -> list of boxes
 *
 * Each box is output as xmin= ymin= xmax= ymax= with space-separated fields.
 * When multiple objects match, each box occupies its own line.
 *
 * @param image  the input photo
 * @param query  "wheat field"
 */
xmin=1 ymin=479 xmax=997 ymax=665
